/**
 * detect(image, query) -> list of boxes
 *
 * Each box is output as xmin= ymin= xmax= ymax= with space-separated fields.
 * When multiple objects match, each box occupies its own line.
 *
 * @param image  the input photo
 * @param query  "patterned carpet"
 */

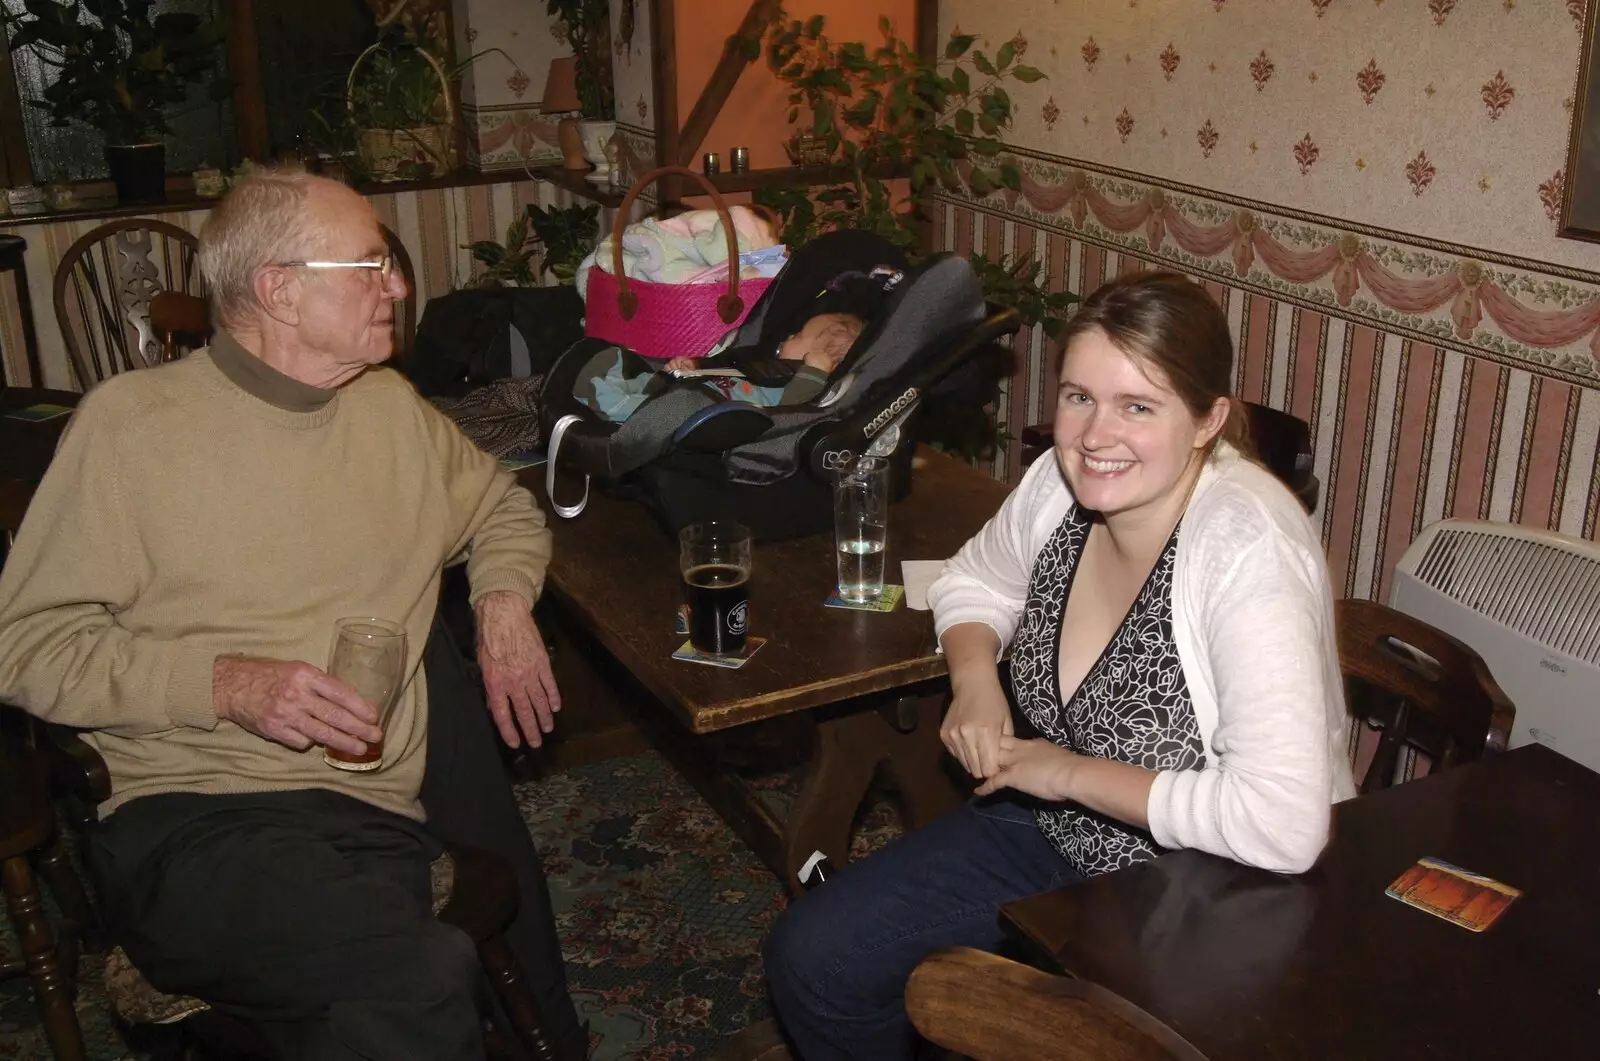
xmin=0 ymin=749 xmax=906 ymax=1061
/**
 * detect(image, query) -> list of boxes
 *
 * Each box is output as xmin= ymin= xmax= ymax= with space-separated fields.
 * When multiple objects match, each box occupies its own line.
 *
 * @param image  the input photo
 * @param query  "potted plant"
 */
xmin=466 ymin=202 xmax=599 ymax=288
xmin=346 ymin=30 xmax=459 ymax=182
xmin=547 ymin=0 xmax=615 ymax=179
xmin=2 ymin=0 xmax=229 ymax=202
xmin=754 ymin=12 xmax=1071 ymax=462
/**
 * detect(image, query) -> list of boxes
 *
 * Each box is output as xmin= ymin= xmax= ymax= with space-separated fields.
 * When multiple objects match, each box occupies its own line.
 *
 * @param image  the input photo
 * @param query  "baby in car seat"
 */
xmin=584 ymin=310 xmax=865 ymax=423
xmin=663 ymin=311 xmax=864 ymax=408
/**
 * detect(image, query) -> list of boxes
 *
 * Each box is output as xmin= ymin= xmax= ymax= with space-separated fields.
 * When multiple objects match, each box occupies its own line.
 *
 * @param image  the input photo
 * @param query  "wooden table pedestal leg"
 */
xmin=782 ymin=693 xmax=961 ymax=896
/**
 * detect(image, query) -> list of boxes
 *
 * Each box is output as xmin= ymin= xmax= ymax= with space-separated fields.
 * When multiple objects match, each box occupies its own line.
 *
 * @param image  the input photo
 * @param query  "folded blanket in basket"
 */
xmin=575 ymin=206 xmax=781 ymax=297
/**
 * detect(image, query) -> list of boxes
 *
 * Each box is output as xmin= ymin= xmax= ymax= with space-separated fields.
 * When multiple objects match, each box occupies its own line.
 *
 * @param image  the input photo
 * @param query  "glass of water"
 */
xmin=833 ymin=455 xmax=890 ymax=603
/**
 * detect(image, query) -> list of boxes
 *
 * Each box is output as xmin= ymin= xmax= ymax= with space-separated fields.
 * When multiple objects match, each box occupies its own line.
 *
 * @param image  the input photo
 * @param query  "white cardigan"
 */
xmin=929 ymin=444 xmax=1356 ymax=874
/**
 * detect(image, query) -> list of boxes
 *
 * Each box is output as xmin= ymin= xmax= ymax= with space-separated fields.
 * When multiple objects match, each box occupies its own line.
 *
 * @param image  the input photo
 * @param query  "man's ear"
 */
xmin=253 ymin=265 xmax=301 ymax=327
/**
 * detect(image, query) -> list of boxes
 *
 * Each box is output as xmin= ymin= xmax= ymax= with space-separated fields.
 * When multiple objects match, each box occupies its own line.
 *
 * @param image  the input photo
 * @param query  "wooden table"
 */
xmin=1002 ymin=744 xmax=1600 ymax=1060
xmin=523 ymin=448 xmax=1009 ymax=892
xmin=1 ymin=388 xmax=80 ymax=547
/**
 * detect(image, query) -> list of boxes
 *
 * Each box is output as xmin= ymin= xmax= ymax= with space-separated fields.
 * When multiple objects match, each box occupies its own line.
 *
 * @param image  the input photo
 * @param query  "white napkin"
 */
xmin=901 ymin=560 xmax=947 ymax=611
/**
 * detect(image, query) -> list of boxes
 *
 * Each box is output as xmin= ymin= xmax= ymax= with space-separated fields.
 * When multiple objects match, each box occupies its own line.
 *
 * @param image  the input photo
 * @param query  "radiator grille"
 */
xmin=1409 ymin=527 xmax=1600 ymax=666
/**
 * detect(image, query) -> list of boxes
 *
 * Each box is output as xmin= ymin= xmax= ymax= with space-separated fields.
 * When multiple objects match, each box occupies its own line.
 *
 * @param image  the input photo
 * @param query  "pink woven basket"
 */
xmin=584 ymin=165 xmax=773 ymax=360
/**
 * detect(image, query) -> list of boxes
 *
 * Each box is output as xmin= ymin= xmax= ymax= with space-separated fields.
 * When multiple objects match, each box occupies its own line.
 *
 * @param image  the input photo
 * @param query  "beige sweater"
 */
xmin=0 ymin=335 xmax=551 ymax=821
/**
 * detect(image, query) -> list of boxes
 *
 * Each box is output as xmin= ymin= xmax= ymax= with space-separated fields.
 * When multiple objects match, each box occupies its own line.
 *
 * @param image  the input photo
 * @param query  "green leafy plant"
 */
xmin=749 ymin=13 xmax=1071 ymax=464
xmin=969 ymin=254 xmax=1080 ymax=341
xmin=467 ymin=202 xmax=599 ymax=288
xmin=2 ymin=0 xmax=231 ymax=145
xmin=757 ymin=11 xmax=1041 ymax=250
xmin=546 ymin=0 xmax=615 ymax=119
xmin=347 ymin=34 xmax=452 ymax=131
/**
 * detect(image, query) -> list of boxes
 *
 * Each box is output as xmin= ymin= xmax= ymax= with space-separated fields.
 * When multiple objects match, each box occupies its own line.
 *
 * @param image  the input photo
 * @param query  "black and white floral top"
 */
xmin=1007 ymin=504 xmax=1207 ymax=877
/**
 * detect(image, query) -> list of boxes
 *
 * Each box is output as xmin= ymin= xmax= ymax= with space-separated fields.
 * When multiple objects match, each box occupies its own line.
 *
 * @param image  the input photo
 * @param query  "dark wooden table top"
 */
xmin=1002 ymin=743 xmax=1600 ymax=1061
xmin=1 ymin=387 xmax=79 ymax=484
xmin=1 ymin=387 xmax=80 ymax=534
xmin=522 ymin=447 xmax=1010 ymax=734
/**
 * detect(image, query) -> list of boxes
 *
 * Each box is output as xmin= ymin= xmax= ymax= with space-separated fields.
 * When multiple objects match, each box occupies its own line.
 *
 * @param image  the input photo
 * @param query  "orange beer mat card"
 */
xmin=672 ymin=637 xmax=767 ymax=669
xmin=1386 ymin=857 xmax=1521 ymax=932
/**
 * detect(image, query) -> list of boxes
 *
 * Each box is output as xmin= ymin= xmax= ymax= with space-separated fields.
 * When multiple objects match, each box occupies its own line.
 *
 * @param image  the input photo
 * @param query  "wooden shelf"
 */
xmin=696 ymin=162 xmax=914 ymax=196
xmin=0 ymin=166 xmax=627 ymax=230
xmin=702 ymin=165 xmax=841 ymax=193
xmin=526 ymin=166 xmax=627 ymax=208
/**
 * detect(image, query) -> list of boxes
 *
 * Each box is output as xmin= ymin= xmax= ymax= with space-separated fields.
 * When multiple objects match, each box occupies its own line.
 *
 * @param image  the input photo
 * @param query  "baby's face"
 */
xmin=778 ymin=313 xmax=862 ymax=371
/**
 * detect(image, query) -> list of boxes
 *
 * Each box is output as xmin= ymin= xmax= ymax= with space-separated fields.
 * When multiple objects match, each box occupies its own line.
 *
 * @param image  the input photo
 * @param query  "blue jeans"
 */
xmin=763 ymin=795 xmax=1080 ymax=1060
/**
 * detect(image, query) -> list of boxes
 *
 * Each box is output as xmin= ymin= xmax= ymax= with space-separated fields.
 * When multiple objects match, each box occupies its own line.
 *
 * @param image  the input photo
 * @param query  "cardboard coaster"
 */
xmin=4 ymin=403 xmax=73 ymax=422
xmin=824 ymin=584 xmax=905 ymax=612
xmin=672 ymin=637 xmax=767 ymax=669
xmin=1386 ymin=857 xmax=1521 ymax=932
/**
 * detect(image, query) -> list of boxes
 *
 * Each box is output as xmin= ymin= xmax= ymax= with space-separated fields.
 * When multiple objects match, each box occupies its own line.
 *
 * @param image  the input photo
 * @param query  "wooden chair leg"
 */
xmin=2 ymin=853 xmax=86 ymax=1061
xmin=37 ymin=832 xmax=105 ymax=953
xmin=477 ymin=932 xmax=556 ymax=1061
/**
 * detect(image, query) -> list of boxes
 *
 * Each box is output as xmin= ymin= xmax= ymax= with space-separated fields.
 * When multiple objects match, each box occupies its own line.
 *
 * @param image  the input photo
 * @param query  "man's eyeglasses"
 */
xmin=278 ymin=255 xmax=395 ymax=286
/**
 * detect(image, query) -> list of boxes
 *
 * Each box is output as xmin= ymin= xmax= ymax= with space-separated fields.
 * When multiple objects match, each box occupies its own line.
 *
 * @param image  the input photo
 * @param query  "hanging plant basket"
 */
xmin=347 ymin=41 xmax=458 ymax=182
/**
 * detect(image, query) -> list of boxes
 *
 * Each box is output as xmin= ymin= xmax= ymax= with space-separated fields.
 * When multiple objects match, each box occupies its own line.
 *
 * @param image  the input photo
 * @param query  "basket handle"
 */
xmin=609 ymin=165 xmax=747 ymax=324
xmin=346 ymin=42 xmax=460 ymax=167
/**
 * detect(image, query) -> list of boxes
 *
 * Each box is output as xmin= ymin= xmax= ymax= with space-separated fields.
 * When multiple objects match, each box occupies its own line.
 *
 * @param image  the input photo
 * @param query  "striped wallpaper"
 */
xmin=0 ymin=176 xmax=607 ymax=393
xmin=934 ymin=199 xmax=1600 ymax=603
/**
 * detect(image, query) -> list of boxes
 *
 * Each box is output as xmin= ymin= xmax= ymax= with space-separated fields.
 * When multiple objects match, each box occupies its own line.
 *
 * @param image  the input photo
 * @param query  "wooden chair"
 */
xmin=1019 ymin=401 xmax=1321 ymax=514
xmin=42 ymin=728 xmax=556 ymax=1061
xmin=1 ymin=720 xmax=90 ymax=1061
xmin=53 ymin=219 xmax=203 ymax=388
xmin=148 ymin=291 xmax=211 ymax=364
xmin=1336 ymin=599 xmax=1516 ymax=794
xmin=905 ymin=947 xmax=1210 ymax=1061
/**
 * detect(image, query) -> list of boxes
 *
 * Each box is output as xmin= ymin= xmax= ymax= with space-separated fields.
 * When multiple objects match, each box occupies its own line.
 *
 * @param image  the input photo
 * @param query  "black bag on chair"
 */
xmin=405 ymin=286 xmax=585 ymax=399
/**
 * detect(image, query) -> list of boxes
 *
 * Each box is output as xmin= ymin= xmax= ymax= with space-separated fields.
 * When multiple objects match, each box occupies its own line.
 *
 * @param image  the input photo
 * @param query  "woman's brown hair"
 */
xmin=1055 ymin=271 xmax=1251 ymax=455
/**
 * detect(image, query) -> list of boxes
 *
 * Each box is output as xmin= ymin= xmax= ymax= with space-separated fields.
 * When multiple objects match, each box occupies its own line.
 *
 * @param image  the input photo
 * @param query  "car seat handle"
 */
xmin=609 ymin=165 xmax=747 ymax=325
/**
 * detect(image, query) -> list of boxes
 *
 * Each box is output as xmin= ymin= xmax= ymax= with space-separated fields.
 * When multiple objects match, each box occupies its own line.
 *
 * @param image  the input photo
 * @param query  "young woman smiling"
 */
xmin=763 ymin=272 xmax=1354 ymax=1061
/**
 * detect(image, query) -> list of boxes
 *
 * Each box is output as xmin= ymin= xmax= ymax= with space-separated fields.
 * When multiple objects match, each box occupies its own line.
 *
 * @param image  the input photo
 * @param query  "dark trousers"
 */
xmin=419 ymin=618 xmax=584 ymax=1057
xmin=91 ymin=789 xmax=486 ymax=1061
xmin=89 ymin=619 xmax=583 ymax=1060
xmin=763 ymin=795 xmax=1081 ymax=1061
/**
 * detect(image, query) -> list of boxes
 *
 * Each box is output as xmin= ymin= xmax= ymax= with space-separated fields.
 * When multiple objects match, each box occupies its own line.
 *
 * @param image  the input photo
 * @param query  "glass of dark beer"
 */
xmin=679 ymin=522 xmax=753 ymax=657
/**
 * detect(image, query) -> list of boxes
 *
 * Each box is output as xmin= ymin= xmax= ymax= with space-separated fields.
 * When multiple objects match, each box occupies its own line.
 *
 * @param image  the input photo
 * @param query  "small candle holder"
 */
xmin=730 ymin=147 xmax=750 ymax=174
xmin=702 ymin=152 xmax=720 ymax=175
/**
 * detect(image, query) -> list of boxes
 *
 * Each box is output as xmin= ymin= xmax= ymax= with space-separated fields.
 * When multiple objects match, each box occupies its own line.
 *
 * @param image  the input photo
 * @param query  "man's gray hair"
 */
xmin=199 ymin=169 xmax=326 ymax=326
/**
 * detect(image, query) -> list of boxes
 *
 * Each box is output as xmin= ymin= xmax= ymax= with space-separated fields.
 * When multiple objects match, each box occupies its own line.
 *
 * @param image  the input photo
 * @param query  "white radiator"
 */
xmin=1389 ymin=519 xmax=1600 ymax=772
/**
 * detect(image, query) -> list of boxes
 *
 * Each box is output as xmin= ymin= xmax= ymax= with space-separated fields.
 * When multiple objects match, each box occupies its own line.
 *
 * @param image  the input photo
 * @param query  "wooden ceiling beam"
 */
xmin=674 ymin=0 xmax=782 ymax=166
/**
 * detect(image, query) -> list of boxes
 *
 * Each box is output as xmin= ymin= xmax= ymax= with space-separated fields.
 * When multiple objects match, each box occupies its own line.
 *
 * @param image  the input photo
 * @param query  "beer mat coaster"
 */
xmin=4 ymin=403 xmax=74 ymax=422
xmin=675 ymin=605 xmax=690 ymax=636
xmin=672 ymin=637 xmax=767 ymax=669
xmin=824 ymin=585 xmax=905 ymax=612
xmin=1386 ymin=857 xmax=1521 ymax=932
xmin=498 ymin=450 xmax=547 ymax=471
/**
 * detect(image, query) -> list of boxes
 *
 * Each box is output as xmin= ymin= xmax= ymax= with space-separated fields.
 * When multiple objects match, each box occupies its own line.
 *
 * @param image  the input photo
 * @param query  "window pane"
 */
xmin=252 ymin=0 xmax=375 ymax=159
xmin=3 ymin=0 xmax=235 ymax=182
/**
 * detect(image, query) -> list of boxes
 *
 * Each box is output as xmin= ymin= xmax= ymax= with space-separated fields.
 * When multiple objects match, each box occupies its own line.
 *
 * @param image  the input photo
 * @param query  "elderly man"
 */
xmin=0 ymin=172 xmax=584 ymax=1060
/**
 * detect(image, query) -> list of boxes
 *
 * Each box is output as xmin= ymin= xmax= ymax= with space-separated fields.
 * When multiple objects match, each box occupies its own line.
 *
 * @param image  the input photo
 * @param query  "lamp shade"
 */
xmin=542 ymin=56 xmax=581 ymax=114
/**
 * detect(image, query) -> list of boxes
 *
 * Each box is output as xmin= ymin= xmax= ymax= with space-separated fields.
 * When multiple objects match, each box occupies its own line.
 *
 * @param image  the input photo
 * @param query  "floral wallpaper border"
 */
xmin=942 ymin=145 xmax=1600 ymax=386
xmin=466 ymin=105 xmax=564 ymax=170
